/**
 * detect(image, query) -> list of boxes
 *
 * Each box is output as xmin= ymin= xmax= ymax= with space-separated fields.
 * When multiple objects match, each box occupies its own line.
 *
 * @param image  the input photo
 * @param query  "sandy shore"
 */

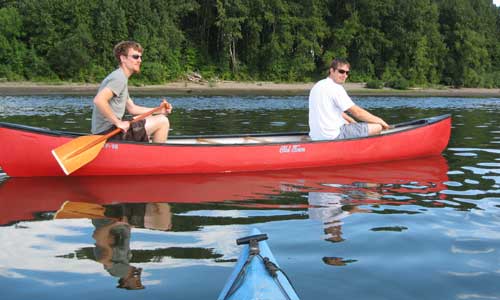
xmin=0 ymin=81 xmax=499 ymax=97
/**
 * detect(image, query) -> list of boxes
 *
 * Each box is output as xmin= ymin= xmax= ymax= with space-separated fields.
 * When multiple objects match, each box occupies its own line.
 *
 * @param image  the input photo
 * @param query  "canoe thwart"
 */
xmin=244 ymin=136 xmax=271 ymax=143
xmin=196 ymin=138 xmax=221 ymax=144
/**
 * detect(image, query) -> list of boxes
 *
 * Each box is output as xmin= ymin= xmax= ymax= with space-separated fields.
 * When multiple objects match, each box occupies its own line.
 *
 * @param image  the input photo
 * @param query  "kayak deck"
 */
xmin=218 ymin=228 xmax=300 ymax=300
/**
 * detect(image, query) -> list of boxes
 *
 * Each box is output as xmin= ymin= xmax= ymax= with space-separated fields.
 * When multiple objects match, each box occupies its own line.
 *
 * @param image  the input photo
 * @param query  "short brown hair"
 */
xmin=113 ymin=41 xmax=143 ymax=63
xmin=330 ymin=58 xmax=350 ymax=70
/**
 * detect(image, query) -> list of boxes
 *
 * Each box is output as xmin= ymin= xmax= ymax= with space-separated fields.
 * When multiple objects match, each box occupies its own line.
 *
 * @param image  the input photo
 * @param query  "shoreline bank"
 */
xmin=0 ymin=81 xmax=499 ymax=97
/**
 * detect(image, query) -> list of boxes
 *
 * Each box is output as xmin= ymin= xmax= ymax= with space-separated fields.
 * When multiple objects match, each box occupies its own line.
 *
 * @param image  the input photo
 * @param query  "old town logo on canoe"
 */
xmin=279 ymin=144 xmax=306 ymax=154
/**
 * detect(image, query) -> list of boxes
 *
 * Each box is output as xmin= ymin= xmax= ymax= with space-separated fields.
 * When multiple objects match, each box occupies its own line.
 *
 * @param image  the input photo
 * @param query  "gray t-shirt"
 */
xmin=91 ymin=68 xmax=129 ymax=133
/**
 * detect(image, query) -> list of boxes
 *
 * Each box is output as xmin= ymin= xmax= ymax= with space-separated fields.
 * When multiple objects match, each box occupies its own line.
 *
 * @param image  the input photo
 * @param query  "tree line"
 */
xmin=0 ymin=0 xmax=499 ymax=88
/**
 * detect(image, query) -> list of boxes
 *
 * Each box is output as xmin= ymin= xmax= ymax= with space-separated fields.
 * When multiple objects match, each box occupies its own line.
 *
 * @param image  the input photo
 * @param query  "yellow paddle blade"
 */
xmin=52 ymin=134 xmax=109 ymax=175
xmin=54 ymin=200 xmax=110 ymax=220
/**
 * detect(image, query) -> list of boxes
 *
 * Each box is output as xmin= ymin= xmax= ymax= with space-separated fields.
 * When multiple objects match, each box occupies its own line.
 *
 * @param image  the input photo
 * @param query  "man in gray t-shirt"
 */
xmin=91 ymin=41 xmax=172 ymax=143
xmin=91 ymin=68 xmax=130 ymax=134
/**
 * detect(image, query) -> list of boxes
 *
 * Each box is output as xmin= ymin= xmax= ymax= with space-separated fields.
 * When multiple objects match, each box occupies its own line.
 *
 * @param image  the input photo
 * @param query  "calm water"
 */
xmin=0 ymin=95 xmax=499 ymax=300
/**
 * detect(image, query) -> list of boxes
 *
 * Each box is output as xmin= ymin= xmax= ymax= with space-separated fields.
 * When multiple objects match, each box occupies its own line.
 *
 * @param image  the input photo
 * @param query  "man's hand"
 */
xmin=348 ymin=105 xmax=389 ymax=129
xmin=115 ymin=119 xmax=130 ymax=133
xmin=377 ymin=118 xmax=390 ymax=130
xmin=161 ymin=99 xmax=173 ymax=115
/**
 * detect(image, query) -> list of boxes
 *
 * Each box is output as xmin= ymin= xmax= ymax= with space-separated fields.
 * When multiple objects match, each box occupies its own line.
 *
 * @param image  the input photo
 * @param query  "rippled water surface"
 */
xmin=0 ymin=95 xmax=499 ymax=300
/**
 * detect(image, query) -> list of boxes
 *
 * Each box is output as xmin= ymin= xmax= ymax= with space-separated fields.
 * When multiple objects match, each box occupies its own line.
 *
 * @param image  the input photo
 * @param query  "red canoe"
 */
xmin=0 ymin=156 xmax=449 ymax=226
xmin=0 ymin=114 xmax=451 ymax=177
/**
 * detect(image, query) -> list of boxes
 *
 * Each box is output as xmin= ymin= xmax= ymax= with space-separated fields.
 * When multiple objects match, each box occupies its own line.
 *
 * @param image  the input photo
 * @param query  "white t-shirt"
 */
xmin=308 ymin=77 xmax=355 ymax=140
xmin=308 ymin=192 xmax=350 ymax=223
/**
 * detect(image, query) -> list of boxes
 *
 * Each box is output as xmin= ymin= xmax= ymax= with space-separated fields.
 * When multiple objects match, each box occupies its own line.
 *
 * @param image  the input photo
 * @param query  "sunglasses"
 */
xmin=337 ymin=69 xmax=349 ymax=75
xmin=128 ymin=54 xmax=142 ymax=60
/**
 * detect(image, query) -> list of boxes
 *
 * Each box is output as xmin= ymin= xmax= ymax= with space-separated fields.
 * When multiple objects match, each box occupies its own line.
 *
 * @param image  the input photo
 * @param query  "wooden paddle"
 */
xmin=52 ymin=104 xmax=167 ymax=175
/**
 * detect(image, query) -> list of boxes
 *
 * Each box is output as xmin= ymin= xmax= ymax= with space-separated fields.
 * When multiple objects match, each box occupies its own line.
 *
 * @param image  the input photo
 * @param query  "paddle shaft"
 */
xmin=66 ymin=104 xmax=166 ymax=159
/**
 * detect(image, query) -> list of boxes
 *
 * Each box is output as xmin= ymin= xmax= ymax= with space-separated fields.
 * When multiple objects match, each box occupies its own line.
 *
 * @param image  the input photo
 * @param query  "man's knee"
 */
xmin=368 ymin=123 xmax=383 ymax=135
xmin=146 ymin=115 xmax=169 ymax=133
xmin=153 ymin=115 xmax=169 ymax=128
xmin=158 ymin=115 xmax=169 ymax=129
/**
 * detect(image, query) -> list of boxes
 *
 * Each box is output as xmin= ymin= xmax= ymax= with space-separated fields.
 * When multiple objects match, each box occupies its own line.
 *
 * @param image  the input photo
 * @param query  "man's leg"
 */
xmin=367 ymin=123 xmax=383 ymax=135
xmin=337 ymin=123 xmax=369 ymax=139
xmin=145 ymin=115 xmax=170 ymax=143
xmin=98 ymin=120 xmax=148 ymax=142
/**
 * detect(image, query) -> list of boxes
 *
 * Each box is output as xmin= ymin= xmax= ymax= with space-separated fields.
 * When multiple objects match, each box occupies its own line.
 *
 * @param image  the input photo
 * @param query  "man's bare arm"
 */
xmin=93 ymin=87 xmax=130 ymax=131
xmin=342 ymin=112 xmax=357 ymax=124
xmin=347 ymin=105 xmax=389 ymax=129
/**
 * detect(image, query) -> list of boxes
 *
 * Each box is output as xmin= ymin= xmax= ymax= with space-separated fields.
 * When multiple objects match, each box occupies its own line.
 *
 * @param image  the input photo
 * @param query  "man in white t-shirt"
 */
xmin=309 ymin=58 xmax=389 ymax=140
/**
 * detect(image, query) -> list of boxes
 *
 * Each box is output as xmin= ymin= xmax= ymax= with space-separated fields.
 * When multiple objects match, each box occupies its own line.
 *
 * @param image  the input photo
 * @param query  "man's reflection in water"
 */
xmin=308 ymin=187 xmax=375 ymax=266
xmin=84 ymin=202 xmax=172 ymax=289
xmin=92 ymin=219 xmax=144 ymax=290
xmin=308 ymin=183 xmax=379 ymax=243
xmin=92 ymin=203 xmax=172 ymax=290
xmin=102 ymin=203 xmax=172 ymax=231
xmin=308 ymin=192 xmax=350 ymax=243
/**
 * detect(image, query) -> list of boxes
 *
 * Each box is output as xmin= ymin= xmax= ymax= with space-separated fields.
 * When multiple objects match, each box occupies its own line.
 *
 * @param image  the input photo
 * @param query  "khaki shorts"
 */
xmin=337 ymin=123 xmax=369 ymax=140
xmin=97 ymin=119 xmax=148 ymax=142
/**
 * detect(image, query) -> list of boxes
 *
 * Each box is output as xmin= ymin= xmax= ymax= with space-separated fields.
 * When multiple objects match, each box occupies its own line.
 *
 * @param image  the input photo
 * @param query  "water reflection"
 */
xmin=1 ymin=156 xmax=449 ymax=227
xmin=55 ymin=202 xmax=176 ymax=290
xmin=0 ymin=156 xmax=452 ymax=280
xmin=91 ymin=218 xmax=144 ymax=290
xmin=302 ymin=157 xmax=450 ymax=254
xmin=1 ymin=152 xmax=498 ymax=298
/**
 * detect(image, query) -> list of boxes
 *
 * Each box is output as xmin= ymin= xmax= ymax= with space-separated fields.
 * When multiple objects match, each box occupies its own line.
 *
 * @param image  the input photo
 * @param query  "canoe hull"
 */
xmin=0 ymin=115 xmax=451 ymax=177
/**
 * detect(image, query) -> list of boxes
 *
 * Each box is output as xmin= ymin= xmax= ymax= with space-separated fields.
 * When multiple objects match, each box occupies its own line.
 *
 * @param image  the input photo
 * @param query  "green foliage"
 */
xmin=0 ymin=0 xmax=499 ymax=87
xmin=198 ymin=65 xmax=219 ymax=81
xmin=23 ymin=46 xmax=57 ymax=81
xmin=386 ymin=77 xmax=410 ymax=90
xmin=365 ymin=80 xmax=384 ymax=89
xmin=78 ymin=64 xmax=108 ymax=83
xmin=136 ymin=62 xmax=169 ymax=84
xmin=0 ymin=6 xmax=26 ymax=80
xmin=437 ymin=0 xmax=495 ymax=87
xmin=486 ymin=71 xmax=500 ymax=88
xmin=182 ymin=43 xmax=201 ymax=73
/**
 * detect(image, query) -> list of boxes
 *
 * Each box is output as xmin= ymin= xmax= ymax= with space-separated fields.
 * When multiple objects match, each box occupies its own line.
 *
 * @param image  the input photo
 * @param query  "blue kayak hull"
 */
xmin=217 ymin=228 xmax=300 ymax=300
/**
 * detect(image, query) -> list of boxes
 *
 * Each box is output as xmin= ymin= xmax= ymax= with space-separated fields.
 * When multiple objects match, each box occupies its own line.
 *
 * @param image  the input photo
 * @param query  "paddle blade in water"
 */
xmin=52 ymin=134 xmax=109 ymax=175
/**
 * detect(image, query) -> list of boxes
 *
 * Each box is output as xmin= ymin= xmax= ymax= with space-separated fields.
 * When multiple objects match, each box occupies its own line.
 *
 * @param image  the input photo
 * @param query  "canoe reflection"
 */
xmin=306 ymin=158 xmax=449 ymax=247
xmin=0 ymin=156 xmax=450 ymax=283
xmin=0 ymin=155 xmax=449 ymax=227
